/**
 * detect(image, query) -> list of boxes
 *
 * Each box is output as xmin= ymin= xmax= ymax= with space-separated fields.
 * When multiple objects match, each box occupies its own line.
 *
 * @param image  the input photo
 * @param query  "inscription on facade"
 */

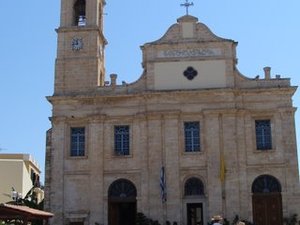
xmin=157 ymin=48 xmax=222 ymax=58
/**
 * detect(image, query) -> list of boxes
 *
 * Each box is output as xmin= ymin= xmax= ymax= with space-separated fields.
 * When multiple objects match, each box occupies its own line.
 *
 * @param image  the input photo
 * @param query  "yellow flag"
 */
xmin=220 ymin=153 xmax=226 ymax=183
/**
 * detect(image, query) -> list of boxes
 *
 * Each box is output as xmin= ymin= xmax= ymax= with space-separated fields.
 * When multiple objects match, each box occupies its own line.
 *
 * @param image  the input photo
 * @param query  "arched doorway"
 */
xmin=252 ymin=175 xmax=283 ymax=225
xmin=184 ymin=177 xmax=205 ymax=225
xmin=108 ymin=179 xmax=137 ymax=225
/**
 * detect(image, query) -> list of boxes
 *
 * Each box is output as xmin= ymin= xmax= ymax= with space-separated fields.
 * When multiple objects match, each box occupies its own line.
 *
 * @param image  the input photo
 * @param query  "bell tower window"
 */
xmin=74 ymin=0 xmax=86 ymax=26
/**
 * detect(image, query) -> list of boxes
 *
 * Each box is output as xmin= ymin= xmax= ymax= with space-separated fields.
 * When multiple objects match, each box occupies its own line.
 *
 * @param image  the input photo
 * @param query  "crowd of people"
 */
xmin=211 ymin=215 xmax=245 ymax=225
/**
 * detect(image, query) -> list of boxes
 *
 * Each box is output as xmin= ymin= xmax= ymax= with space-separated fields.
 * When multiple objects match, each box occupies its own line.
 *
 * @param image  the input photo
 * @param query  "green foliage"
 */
xmin=283 ymin=214 xmax=299 ymax=225
xmin=22 ymin=187 xmax=43 ymax=210
xmin=232 ymin=215 xmax=239 ymax=225
xmin=0 ymin=219 xmax=23 ymax=225
xmin=136 ymin=212 xmax=162 ymax=225
xmin=223 ymin=218 xmax=230 ymax=225
xmin=136 ymin=212 xmax=150 ymax=225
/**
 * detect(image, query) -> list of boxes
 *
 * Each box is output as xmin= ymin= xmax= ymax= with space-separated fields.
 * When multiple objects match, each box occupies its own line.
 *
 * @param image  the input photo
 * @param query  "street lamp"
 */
xmin=11 ymin=187 xmax=22 ymax=204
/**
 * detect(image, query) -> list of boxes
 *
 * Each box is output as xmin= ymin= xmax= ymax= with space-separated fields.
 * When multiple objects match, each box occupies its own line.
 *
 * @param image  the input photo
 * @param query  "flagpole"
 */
xmin=160 ymin=115 xmax=167 ymax=224
xmin=219 ymin=115 xmax=226 ymax=218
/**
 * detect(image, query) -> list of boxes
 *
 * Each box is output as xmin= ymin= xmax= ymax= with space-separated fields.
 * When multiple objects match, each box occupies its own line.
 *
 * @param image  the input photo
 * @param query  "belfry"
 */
xmin=45 ymin=1 xmax=300 ymax=225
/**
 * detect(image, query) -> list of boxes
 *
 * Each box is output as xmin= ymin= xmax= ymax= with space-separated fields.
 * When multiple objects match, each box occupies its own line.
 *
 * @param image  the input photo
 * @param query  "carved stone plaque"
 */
xmin=157 ymin=48 xmax=222 ymax=58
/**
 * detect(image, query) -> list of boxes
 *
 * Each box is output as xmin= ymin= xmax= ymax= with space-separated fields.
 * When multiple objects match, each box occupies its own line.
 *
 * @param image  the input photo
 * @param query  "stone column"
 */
xmin=137 ymin=113 xmax=150 ymax=214
xmin=234 ymin=110 xmax=249 ymax=220
xmin=48 ymin=117 xmax=67 ymax=225
xmin=164 ymin=113 xmax=181 ymax=224
xmin=89 ymin=116 xmax=105 ymax=225
xmin=147 ymin=114 xmax=164 ymax=221
xmin=204 ymin=112 xmax=223 ymax=218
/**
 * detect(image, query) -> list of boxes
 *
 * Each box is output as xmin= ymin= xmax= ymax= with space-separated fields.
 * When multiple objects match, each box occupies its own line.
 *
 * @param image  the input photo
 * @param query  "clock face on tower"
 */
xmin=71 ymin=37 xmax=83 ymax=51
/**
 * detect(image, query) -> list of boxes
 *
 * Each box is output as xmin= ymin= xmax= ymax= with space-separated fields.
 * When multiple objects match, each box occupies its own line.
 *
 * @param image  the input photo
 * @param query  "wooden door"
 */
xmin=252 ymin=193 xmax=282 ymax=225
xmin=118 ymin=202 xmax=136 ymax=225
xmin=108 ymin=202 xmax=118 ymax=225
xmin=187 ymin=203 xmax=203 ymax=225
xmin=108 ymin=201 xmax=136 ymax=225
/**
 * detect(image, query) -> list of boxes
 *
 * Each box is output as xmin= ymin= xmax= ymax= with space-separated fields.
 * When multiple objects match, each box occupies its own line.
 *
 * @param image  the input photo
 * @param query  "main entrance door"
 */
xmin=108 ymin=179 xmax=137 ymax=225
xmin=187 ymin=203 xmax=204 ymax=225
xmin=252 ymin=175 xmax=283 ymax=225
xmin=109 ymin=202 xmax=136 ymax=225
xmin=184 ymin=178 xmax=205 ymax=225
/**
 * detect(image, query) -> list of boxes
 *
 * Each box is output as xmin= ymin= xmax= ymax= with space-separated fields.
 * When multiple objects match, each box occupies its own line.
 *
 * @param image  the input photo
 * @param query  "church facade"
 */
xmin=44 ymin=1 xmax=300 ymax=225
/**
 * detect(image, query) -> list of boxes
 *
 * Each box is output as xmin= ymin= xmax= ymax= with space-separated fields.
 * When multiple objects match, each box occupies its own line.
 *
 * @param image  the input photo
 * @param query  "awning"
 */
xmin=0 ymin=203 xmax=53 ymax=224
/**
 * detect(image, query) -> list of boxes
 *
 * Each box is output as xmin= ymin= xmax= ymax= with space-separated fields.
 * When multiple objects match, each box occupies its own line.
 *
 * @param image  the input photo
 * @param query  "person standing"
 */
xmin=211 ymin=215 xmax=223 ymax=225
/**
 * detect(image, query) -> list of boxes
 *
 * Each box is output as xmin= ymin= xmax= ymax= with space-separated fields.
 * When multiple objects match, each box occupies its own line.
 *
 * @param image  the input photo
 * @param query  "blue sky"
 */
xmin=0 ymin=1 xmax=299 ymax=182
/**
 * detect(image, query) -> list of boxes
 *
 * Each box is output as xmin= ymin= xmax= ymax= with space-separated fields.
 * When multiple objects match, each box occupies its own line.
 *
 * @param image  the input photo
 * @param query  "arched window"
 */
xmin=184 ymin=177 xmax=204 ymax=196
xmin=108 ymin=179 xmax=137 ymax=199
xmin=74 ymin=0 xmax=86 ymax=26
xmin=252 ymin=175 xmax=281 ymax=193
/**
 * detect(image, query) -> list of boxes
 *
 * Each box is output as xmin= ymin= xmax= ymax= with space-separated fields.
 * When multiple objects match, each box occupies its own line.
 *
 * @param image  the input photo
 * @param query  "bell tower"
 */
xmin=54 ymin=0 xmax=107 ymax=94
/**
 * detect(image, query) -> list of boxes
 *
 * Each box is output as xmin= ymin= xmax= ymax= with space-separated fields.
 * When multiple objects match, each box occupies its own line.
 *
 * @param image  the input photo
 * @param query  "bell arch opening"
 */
xmin=73 ymin=0 xmax=86 ymax=26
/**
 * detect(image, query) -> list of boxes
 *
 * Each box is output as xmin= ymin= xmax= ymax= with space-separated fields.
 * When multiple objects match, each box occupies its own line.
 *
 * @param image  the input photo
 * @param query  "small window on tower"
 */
xmin=74 ymin=0 xmax=86 ymax=26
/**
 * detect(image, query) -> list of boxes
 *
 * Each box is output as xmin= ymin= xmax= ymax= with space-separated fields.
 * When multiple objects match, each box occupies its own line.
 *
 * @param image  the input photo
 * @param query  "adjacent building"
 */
xmin=0 ymin=154 xmax=41 ymax=204
xmin=45 ymin=1 xmax=300 ymax=225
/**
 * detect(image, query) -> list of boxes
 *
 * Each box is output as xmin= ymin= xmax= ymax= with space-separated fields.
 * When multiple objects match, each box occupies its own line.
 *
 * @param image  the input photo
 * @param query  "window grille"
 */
xmin=108 ymin=179 xmax=137 ymax=198
xmin=184 ymin=177 xmax=204 ymax=196
xmin=184 ymin=122 xmax=200 ymax=152
xmin=252 ymin=175 xmax=281 ymax=193
xmin=114 ymin=126 xmax=130 ymax=155
xmin=255 ymin=120 xmax=272 ymax=150
xmin=70 ymin=127 xmax=85 ymax=156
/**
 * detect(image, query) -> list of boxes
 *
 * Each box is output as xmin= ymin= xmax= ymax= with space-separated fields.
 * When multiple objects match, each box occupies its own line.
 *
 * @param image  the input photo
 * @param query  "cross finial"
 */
xmin=180 ymin=0 xmax=194 ymax=15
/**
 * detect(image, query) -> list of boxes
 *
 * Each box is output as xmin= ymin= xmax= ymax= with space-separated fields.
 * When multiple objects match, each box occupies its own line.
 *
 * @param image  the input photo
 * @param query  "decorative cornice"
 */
xmin=64 ymin=171 xmax=90 ymax=176
xmin=103 ymin=169 xmax=141 ymax=175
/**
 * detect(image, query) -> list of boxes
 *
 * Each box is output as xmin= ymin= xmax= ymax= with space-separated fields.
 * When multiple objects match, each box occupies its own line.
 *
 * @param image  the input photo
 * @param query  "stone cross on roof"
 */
xmin=180 ymin=0 xmax=194 ymax=15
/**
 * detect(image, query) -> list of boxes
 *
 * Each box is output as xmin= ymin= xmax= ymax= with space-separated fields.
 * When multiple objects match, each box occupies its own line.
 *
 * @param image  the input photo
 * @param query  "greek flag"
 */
xmin=160 ymin=166 xmax=167 ymax=203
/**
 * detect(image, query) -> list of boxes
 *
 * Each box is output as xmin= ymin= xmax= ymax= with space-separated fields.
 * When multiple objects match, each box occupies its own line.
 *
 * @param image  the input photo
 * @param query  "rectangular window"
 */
xmin=114 ymin=125 xmax=130 ymax=155
xmin=70 ymin=127 xmax=85 ymax=156
xmin=255 ymin=120 xmax=272 ymax=150
xmin=184 ymin=122 xmax=200 ymax=152
xmin=69 ymin=222 xmax=84 ymax=225
xmin=30 ymin=169 xmax=35 ymax=185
